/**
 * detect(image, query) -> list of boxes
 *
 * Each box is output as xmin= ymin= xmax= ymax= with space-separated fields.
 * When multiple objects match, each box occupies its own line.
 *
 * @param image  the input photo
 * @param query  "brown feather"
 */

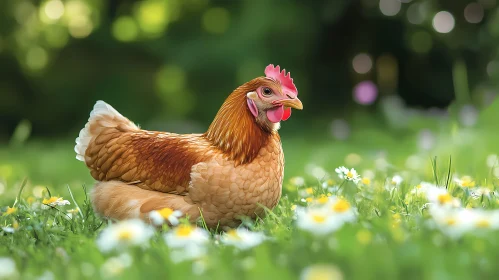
xmin=204 ymin=77 xmax=280 ymax=165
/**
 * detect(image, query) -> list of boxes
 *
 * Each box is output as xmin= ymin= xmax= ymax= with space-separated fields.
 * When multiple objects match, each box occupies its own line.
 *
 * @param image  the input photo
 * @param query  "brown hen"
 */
xmin=75 ymin=64 xmax=302 ymax=228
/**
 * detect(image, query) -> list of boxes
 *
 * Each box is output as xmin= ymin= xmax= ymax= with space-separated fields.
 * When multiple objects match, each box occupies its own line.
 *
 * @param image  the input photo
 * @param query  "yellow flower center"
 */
xmin=118 ymin=230 xmax=133 ymax=240
xmin=305 ymin=188 xmax=313 ymax=195
xmin=437 ymin=193 xmax=452 ymax=204
xmin=305 ymin=197 xmax=313 ymax=203
xmin=176 ymin=225 xmax=193 ymax=237
xmin=445 ymin=218 xmax=457 ymax=226
xmin=347 ymin=171 xmax=354 ymax=178
xmin=476 ymin=219 xmax=491 ymax=228
xmin=332 ymin=199 xmax=351 ymax=213
xmin=158 ymin=207 xmax=174 ymax=219
xmin=316 ymin=195 xmax=328 ymax=204
xmin=361 ymin=178 xmax=371 ymax=185
xmin=416 ymin=184 xmax=422 ymax=189
xmin=311 ymin=214 xmax=326 ymax=224
xmin=461 ymin=179 xmax=475 ymax=188
xmin=227 ymin=229 xmax=242 ymax=240
xmin=5 ymin=207 xmax=16 ymax=215
xmin=326 ymin=179 xmax=334 ymax=185
xmin=43 ymin=197 xmax=59 ymax=205
xmin=291 ymin=204 xmax=297 ymax=211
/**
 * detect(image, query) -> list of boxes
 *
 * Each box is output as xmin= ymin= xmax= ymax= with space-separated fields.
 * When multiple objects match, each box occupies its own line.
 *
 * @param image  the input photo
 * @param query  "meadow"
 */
xmin=2 ymin=101 xmax=499 ymax=280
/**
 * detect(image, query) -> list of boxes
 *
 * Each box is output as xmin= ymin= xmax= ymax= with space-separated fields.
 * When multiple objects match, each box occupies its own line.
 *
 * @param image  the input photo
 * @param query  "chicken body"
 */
xmin=84 ymin=117 xmax=283 ymax=228
xmin=76 ymin=72 xmax=301 ymax=228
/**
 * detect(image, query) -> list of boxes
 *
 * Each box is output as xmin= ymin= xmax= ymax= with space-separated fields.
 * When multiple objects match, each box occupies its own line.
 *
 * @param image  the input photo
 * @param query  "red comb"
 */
xmin=264 ymin=64 xmax=298 ymax=95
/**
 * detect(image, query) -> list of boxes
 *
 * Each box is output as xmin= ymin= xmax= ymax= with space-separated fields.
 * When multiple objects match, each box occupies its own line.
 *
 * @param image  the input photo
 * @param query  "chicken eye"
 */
xmin=262 ymin=87 xmax=273 ymax=96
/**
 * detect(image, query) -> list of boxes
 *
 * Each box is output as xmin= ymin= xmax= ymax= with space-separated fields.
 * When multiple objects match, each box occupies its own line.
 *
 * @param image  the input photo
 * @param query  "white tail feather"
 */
xmin=75 ymin=101 xmax=138 ymax=162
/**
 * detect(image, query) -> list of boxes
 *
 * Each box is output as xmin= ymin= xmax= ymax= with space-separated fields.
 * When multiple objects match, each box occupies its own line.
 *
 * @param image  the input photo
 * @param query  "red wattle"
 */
xmin=266 ymin=106 xmax=284 ymax=123
xmin=282 ymin=108 xmax=292 ymax=121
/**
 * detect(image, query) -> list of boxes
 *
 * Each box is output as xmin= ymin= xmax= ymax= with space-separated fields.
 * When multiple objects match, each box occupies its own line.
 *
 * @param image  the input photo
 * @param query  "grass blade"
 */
xmin=13 ymin=177 xmax=28 ymax=207
xmin=67 ymin=184 xmax=84 ymax=219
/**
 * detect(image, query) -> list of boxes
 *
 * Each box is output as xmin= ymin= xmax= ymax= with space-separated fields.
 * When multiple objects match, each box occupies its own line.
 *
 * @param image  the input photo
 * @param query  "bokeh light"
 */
xmin=418 ymin=129 xmax=436 ymax=151
xmin=487 ymin=61 xmax=499 ymax=77
xmin=487 ymin=154 xmax=499 ymax=168
xmin=379 ymin=0 xmax=401 ymax=16
xmin=26 ymin=46 xmax=48 ymax=70
xmin=352 ymin=53 xmax=373 ymax=74
xmin=156 ymin=65 xmax=187 ymax=94
xmin=459 ymin=105 xmax=478 ymax=127
xmin=405 ymin=154 xmax=424 ymax=170
xmin=45 ymin=0 xmax=64 ymax=20
xmin=353 ymin=81 xmax=378 ymax=105
xmin=65 ymin=0 xmax=93 ymax=38
xmin=155 ymin=65 xmax=194 ymax=117
xmin=305 ymin=164 xmax=329 ymax=180
xmin=406 ymin=3 xmax=426 ymax=24
xmin=112 ymin=17 xmax=139 ymax=42
xmin=410 ymin=31 xmax=432 ymax=54
xmin=484 ymin=90 xmax=497 ymax=105
xmin=345 ymin=153 xmax=362 ymax=166
xmin=464 ymin=3 xmax=484 ymax=24
xmin=40 ymin=0 xmax=65 ymax=23
xmin=432 ymin=11 xmax=455 ymax=33
xmin=68 ymin=16 xmax=93 ymax=38
xmin=376 ymin=54 xmax=398 ymax=91
xmin=202 ymin=7 xmax=230 ymax=34
xmin=44 ymin=25 xmax=69 ymax=48
xmin=15 ymin=2 xmax=36 ymax=24
xmin=135 ymin=0 xmax=169 ymax=36
xmin=330 ymin=119 xmax=350 ymax=141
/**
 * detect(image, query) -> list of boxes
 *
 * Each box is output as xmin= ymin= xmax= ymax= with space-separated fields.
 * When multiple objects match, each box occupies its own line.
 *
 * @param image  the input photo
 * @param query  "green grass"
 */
xmin=2 ymin=103 xmax=499 ymax=279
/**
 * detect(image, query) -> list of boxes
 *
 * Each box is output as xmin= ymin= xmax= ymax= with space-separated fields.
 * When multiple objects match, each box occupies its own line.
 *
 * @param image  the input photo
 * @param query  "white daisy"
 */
xmin=220 ymin=228 xmax=266 ymax=250
xmin=453 ymin=175 xmax=476 ymax=188
xmin=163 ymin=224 xmax=209 ymax=249
xmin=425 ymin=186 xmax=461 ymax=208
xmin=410 ymin=182 xmax=438 ymax=196
xmin=468 ymin=209 xmax=499 ymax=230
xmin=391 ymin=175 xmax=403 ymax=186
xmin=170 ymin=244 xmax=207 ymax=263
xmin=328 ymin=197 xmax=356 ymax=223
xmin=470 ymin=187 xmax=494 ymax=200
xmin=290 ymin=176 xmax=306 ymax=187
xmin=96 ymin=219 xmax=154 ymax=252
xmin=428 ymin=206 xmax=474 ymax=239
xmin=149 ymin=208 xmax=183 ymax=226
xmin=295 ymin=207 xmax=344 ymax=235
xmin=335 ymin=166 xmax=361 ymax=184
xmin=100 ymin=253 xmax=132 ymax=278
xmin=0 ymin=257 xmax=17 ymax=279
xmin=42 ymin=196 xmax=70 ymax=207
xmin=2 ymin=227 xmax=15 ymax=233
xmin=37 ymin=270 xmax=55 ymax=280
xmin=298 ymin=187 xmax=315 ymax=198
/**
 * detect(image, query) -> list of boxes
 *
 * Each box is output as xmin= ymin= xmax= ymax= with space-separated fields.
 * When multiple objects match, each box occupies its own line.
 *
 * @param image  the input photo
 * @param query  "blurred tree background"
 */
xmin=0 ymin=0 xmax=498 ymax=141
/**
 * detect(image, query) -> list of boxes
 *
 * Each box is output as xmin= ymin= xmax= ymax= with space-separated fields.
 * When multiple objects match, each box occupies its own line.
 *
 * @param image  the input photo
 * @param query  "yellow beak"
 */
xmin=279 ymin=97 xmax=303 ymax=110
